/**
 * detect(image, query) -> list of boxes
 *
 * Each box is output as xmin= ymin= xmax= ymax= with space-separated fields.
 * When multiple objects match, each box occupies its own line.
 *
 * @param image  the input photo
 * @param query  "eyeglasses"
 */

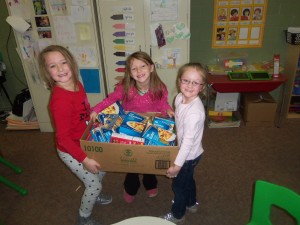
xmin=180 ymin=79 xmax=204 ymax=87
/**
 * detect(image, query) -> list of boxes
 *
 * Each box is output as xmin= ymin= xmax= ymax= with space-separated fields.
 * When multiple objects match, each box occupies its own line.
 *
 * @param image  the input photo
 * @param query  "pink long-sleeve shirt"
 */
xmin=92 ymin=83 xmax=172 ymax=114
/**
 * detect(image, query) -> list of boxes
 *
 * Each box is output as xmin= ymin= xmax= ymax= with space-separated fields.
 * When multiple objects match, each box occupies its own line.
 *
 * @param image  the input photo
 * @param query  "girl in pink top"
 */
xmin=91 ymin=51 xmax=173 ymax=203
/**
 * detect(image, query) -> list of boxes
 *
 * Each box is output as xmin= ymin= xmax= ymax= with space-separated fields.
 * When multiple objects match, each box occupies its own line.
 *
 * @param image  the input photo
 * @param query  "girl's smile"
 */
xmin=45 ymin=51 xmax=73 ymax=89
xmin=130 ymin=58 xmax=154 ymax=88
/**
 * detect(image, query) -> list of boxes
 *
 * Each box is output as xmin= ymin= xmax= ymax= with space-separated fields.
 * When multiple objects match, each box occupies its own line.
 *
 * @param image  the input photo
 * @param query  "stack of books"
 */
xmin=207 ymin=109 xmax=241 ymax=128
xmin=6 ymin=112 xmax=39 ymax=130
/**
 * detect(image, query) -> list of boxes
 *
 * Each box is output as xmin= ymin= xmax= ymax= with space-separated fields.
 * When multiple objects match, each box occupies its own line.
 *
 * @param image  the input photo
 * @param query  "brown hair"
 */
xmin=38 ymin=45 xmax=79 ymax=90
xmin=121 ymin=51 xmax=166 ymax=101
xmin=176 ymin=62 xmax=208 ymax=97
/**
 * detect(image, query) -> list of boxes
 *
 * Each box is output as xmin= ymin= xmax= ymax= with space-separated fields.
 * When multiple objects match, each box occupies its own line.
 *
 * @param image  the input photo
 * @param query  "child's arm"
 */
xmin=90 ymin=83 xmax=123 ymax=122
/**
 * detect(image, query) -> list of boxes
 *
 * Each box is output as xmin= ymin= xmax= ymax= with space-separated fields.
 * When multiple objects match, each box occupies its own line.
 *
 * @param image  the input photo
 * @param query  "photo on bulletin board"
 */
xmin=212 ymin=0 xmax=268 ymax=48
xmin=33 ymin=0 xmax=47 ymax=16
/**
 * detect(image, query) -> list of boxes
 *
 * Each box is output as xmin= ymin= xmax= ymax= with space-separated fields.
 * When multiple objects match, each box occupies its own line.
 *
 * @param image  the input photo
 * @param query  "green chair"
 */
xmin=247 ymin=180 xmax=300 ymax=225
xmin=0 ymin=155 xmax=28 ymax=196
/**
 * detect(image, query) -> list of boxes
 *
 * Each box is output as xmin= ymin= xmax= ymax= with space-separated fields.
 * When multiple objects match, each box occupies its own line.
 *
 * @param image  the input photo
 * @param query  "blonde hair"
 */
xmin=38 ymin=45 xmax=79 ymax=90
xmin=121 ymin=51 xmax=166 ymax=101
xmin=176 ymin=62 xmax=208 ymax=97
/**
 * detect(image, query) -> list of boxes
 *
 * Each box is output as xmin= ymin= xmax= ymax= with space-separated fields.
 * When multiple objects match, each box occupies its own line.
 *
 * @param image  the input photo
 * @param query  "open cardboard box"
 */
xmin=80 ymin=117 xmax=179 ymax=175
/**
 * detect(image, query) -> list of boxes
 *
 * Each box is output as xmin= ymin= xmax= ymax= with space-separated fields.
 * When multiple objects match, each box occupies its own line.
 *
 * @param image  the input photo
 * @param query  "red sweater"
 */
xmin=50 ymin=82 xmax=90 ymax=162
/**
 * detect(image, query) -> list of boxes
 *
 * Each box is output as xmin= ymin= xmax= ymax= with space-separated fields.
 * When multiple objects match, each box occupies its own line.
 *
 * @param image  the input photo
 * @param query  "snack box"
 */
xmin=90 ymin=126 xmax=113 ymax=142
xmin=142 ymin=125 xmax=176 ymax=146
xmin=97 ymin=101 xmax=126 ymax=123
xmin=100 ymin=114 xmax=125 ymax=131
xmin=152 ymin=116 xmax=175 ymax=131
xmin=110 ymin=133 xmax=145 ymax=145
xmin=80 ymin=113 xmax=179 ymax=175
xmin=118 ymin=112 xmax=148 ymax=137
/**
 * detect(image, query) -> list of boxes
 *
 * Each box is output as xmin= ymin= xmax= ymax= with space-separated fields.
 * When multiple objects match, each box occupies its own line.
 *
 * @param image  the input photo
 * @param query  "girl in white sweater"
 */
xmin=162 ymin=63 xmax=207 ymax=224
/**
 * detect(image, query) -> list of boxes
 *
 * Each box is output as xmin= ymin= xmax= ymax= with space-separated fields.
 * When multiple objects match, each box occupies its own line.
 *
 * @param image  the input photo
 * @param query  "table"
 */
xmin=207 ymin=74 xmax=287 ymax=93
xmin=206 ymin=74 xmax=287 ymax=127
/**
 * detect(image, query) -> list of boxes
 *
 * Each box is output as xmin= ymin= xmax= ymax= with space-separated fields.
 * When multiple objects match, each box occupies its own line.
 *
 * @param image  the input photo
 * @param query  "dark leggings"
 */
xmin=124 ymin=173 xmax=157 ymax=195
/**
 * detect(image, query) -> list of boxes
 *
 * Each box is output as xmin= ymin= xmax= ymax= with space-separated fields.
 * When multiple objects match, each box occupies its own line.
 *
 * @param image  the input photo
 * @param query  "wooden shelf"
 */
xmin=287 ymin=112 xmax=300 ymax=119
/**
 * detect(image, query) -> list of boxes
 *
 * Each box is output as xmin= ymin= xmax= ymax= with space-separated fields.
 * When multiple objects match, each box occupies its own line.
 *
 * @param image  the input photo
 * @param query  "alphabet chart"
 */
xmin=212 ymin=0 xmax=268 ymax=48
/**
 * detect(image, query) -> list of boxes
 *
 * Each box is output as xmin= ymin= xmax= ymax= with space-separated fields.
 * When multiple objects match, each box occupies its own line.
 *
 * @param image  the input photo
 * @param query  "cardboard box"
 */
xmin=214 ymin=92 xmax=240 ymax=111
xmin=80 ymin=122 xmax=179 ymax=175
xmin=241 ymin=92 xmax=277 ymax=127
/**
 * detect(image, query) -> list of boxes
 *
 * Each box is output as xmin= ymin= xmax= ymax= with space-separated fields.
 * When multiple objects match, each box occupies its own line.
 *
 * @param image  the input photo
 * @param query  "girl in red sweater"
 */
xmin=38 ymin=45 xmax=111 ymax=225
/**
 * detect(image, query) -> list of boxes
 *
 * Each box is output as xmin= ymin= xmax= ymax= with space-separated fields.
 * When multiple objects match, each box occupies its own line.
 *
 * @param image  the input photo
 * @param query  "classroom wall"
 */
xmin=190 ymin=0 xmax=300 ymax=64
xmin=1 ymin=0 xmax=300 ymax=110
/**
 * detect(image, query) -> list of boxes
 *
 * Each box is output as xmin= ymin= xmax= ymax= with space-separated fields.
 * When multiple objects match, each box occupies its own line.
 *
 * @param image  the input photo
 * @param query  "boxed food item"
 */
xmin=241 ymin=92 xmax=277 ymax=127
xmin=80 ymin=120 xmax=179 ymax=175
xmin=110 ymin=133 xmax=145 ymax=145
xmin=152 ymin=116 xmax=175 ymax=131
xmin=118 ymin=112 xmax=148 ymax=137
xmin=143 ymin=125 xmax=176 ymax=146
xmin=97 ymin=101 xmax=126 ymax=123
xmin=90 ymin=126 xmax=113 ymax=142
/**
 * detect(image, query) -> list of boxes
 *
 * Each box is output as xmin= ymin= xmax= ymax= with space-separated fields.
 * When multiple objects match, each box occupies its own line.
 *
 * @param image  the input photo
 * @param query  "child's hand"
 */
xmin=166 ymin=109 xmax=175 ymax=118
xmin=82 ymin=157 xmax=101 ymax=174
xmin=90 ymin=111 xmax=98 ymax=123
xmin=166 ymin=165 xmax=181 ymax=178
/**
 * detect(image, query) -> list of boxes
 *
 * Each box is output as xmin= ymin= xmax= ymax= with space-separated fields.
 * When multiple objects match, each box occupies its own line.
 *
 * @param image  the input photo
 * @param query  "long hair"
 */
xmin=121 ymin=51 xmax=166 ymax=101
xmin=176 ymin=62 xmax=208 ymax=97
xmin=38 ymin=45 xmax=79 ymax=90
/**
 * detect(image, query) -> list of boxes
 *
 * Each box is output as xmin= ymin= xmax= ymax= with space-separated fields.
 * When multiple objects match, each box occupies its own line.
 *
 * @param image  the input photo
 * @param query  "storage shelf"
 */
xmin=208 ymin=74 xmax=287 ymax=93
xmin=287 ymin=112 xmax=300 ymax=119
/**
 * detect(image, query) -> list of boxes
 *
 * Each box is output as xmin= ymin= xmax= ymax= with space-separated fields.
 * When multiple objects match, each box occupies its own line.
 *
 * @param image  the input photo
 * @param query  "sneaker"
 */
xmin=186 ymin=202 xmax=199 ymax=213
xmin=96 ymin=193 xmax=112 ymax=205
xmin=76 ymin=215 xmax=102 ymax=225
xmin=147 ymin=188 xmax=158 ymax=198
xmin=161 ymin=212 xmax=185 ymax=225
xmin=171 ymin=200 xmax=199 ymax=213
xmin=123 ymin=190 xmax=135 ymax=203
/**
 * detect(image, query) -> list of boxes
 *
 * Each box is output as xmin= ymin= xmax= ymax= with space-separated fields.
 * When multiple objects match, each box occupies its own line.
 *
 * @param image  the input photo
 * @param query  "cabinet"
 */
xmin=5 ymin=0 xmax=107 ymax=132
xmin=95 ymin=0 xmax=190 ymax=104
xmin=283 ymin=44 xmax=300 ymax=119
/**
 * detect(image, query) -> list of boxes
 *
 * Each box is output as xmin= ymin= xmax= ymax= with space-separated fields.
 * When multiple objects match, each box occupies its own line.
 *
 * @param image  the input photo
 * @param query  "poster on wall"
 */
xmin=212 ymin=0 xmax=268 ymax=48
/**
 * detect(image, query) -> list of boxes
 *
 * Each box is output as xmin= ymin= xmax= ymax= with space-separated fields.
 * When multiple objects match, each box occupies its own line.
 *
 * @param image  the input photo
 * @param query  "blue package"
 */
xmin=97 ymin=101 xmax=126 ymax=123
xmin=152 ymin=116 xmax=175 ymax=131
xmin=90 ymin=127 xmax=113 ymax=142
xmin=142 ymin=125 xmax=176 ymax=146
xmin=118 ymin=112 xmax=148 ymax=137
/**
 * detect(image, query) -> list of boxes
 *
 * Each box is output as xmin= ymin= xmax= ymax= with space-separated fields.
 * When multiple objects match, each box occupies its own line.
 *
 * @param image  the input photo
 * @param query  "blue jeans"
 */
xmin=171 ymin=155 xmax=201 ymax=219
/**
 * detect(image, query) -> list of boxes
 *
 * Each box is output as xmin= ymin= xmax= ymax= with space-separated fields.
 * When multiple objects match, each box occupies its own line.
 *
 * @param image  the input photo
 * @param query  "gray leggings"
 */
xmin=57 ymin=150 xmax=105 ymax=217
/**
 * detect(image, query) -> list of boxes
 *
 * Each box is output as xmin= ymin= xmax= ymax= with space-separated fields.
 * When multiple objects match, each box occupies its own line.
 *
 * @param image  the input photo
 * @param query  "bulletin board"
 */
xmin=212 ymin=0 xmax=268 ymax=48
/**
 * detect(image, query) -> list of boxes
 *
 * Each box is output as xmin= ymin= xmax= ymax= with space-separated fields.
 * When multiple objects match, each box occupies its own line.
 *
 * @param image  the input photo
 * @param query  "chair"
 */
xmin=247 ymin=180 xmax=300 ymax=225
xmin=112 ymin=216 xmax=175 ymax=225
xmin=0 ymin=155 xmax=28 ymax=196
